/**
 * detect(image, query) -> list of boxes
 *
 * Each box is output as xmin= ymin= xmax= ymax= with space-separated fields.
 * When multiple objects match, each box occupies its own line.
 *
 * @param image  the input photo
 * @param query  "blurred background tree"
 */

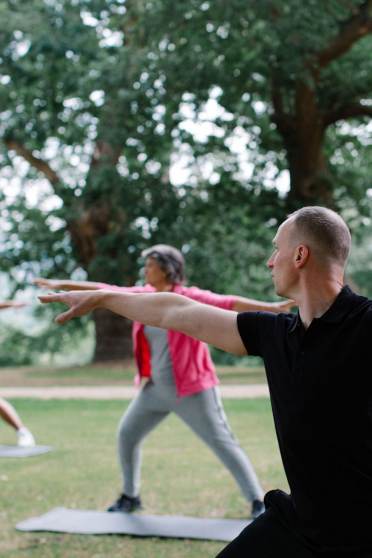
xmin=0 ymin=0 xmax=371 ymax=364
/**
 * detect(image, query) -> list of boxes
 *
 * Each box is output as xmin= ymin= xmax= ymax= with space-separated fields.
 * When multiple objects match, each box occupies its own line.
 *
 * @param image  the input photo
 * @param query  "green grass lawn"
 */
xmin=0 ymin=363 xmax=266 ymax=387
xmin=0 ymin=398 xmax=287 ymax=558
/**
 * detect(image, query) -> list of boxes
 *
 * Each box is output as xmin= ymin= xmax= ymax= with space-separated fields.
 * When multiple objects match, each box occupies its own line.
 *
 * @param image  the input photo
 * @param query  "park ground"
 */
xmin=0 ymin=364 xmax=287 ymax=558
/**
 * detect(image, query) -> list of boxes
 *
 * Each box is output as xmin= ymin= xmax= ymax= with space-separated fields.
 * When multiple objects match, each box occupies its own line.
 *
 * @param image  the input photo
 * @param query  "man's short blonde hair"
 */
xmin=288 ymin=206 xmax=351 ymax=267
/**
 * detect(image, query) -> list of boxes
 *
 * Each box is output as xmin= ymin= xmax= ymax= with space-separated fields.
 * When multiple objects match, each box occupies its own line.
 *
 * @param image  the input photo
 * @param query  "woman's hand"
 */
xmin=34 ymin=277 xmax=102 ymax=291
xmin=232 ymin=296 xmax=296 ymax=313
xmin=33 ymin=278 xmax=62 ymax=290
xmin=270 ymin=299 xmax=296 ymax=313
xmin=0 ymin=301 xmax=28 ymax=310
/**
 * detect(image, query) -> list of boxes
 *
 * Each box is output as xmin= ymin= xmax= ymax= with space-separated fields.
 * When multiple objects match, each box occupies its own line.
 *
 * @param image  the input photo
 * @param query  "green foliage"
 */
xmin=0 ymin=325 xmax=36 ymax=365
xmin=0 ymin=1 xmax=371 ymax=363
xmin=143 ymin=0 xmax=371 ymax=209
xmin=0 ymin=314 xmax=92 ymax=366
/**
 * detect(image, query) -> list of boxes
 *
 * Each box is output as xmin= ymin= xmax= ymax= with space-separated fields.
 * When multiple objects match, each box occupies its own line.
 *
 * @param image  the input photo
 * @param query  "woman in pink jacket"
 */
xmin=35 ymin=245 xmax=292 ymax=518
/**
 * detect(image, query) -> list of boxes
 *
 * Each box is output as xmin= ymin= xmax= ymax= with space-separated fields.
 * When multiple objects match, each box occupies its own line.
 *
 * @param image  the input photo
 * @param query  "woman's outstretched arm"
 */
xmin=33 ymin=278 xmax=103 ymax=291
xmin=0 ymin=301 xmax=27 ymax=310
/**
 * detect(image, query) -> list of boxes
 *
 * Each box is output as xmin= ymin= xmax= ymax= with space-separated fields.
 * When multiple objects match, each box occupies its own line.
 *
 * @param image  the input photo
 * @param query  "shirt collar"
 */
xmin=288 ymin=285 xmax=356 ymax=333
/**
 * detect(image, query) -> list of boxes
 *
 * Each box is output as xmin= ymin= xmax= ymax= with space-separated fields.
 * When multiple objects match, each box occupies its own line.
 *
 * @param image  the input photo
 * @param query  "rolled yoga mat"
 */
xmin=0 ymin=445 xmax=52 ymax=458
xmin=16 ymin=507 xmax=249 ymax=542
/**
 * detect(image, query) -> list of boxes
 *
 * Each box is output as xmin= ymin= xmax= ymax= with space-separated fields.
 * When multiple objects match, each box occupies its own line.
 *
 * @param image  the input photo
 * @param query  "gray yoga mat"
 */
xmin=16 ymin=507 xmax=249 ymax=541
xmin=0 ymin=445 xmax=52 ymax=458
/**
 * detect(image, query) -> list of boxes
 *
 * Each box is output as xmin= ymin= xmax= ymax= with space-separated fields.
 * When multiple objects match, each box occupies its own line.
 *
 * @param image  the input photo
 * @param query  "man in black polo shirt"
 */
xmin=217 ymin=207 xmax=372 ymax=557
xmin=40 ymin=206 xmax=372 ymax=557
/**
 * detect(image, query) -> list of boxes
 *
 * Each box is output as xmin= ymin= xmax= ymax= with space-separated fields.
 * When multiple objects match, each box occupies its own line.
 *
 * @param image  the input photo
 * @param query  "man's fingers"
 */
xmin=55 ymin=309 xmax=75 ymax=324
xmin=38 ymin=291 xmax=95 ymax=324
xmin=37 ymin=291 xmax=85 ymax=325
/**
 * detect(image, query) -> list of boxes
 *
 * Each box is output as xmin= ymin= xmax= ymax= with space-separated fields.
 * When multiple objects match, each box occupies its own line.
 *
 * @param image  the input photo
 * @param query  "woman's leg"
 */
xmin=117 ymin=382 xmax=170 ymax=497
xmin=0 ymin=397 xmax=35 ymax=447
xmin=0 ymin=397 xmax=23 ymax=430
xmin=173 ymin=387 xmax=264 ymax=505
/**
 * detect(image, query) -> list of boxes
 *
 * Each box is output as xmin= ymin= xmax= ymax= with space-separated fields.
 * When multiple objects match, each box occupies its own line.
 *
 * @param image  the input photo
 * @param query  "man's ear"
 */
xmin=294 ymin=245 xmax=309 ymax=267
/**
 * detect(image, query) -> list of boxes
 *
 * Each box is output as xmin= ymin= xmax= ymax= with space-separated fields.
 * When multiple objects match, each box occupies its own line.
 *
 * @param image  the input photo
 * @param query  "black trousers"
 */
xmin=215 ymin=508 xmax=371 ymax=558
xmin=215 ymin=507 xmax=315 ymax=558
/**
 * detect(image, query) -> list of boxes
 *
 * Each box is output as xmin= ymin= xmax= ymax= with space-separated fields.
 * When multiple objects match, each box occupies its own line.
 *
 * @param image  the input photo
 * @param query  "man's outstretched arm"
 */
xmin=39 ymin=290 xmax=247 ymax=356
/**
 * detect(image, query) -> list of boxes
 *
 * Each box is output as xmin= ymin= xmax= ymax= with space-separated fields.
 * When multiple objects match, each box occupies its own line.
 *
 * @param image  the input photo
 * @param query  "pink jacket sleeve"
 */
xmin=96 ymin=283 xmax=153 ymax=293
xmin=96 ymin=283 xmax=235 ymax=309
xmin=178 ymin=285 xmax=236 ymax=310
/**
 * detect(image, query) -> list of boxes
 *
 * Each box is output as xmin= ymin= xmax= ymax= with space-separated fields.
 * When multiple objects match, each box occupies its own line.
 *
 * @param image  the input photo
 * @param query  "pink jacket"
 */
xmin=98 ymin=282 xmax=235 ymax=397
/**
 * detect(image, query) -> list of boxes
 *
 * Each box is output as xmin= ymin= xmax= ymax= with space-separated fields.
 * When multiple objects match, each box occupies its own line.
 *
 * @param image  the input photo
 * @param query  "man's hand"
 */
xmin=38 ymin=291 xmax=104 ymax=324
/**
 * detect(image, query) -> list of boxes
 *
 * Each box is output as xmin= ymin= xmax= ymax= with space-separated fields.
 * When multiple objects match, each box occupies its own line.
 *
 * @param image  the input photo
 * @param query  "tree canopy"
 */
xmin=0 ymin=0 xmax=371 ymax=362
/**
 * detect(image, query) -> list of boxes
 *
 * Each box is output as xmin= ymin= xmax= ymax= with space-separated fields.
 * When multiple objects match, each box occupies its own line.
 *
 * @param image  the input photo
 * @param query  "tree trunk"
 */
xmin=68 ymin=206 xmax=135 ymax=363
xmin=92 ymin=309 xmax=134 ymax=362
xmin=284 ymin=127 xmax=334 ymax=207
xmin=67 ymin=140 xmax=136 ymax=364
xmin=273 ymin=78 xmax=335 ymax=208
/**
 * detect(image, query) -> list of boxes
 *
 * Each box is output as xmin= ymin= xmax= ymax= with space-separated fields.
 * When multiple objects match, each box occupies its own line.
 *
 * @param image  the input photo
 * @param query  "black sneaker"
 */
xmin=251 ymin=499 xmax=265 ymax=519
xmin=107 ymin=493 xmax=142 ymax=513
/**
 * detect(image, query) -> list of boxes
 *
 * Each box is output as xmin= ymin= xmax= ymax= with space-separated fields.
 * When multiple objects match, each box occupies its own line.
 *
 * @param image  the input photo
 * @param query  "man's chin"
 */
xmin=275 ymin=286 xmax=286 ymax=298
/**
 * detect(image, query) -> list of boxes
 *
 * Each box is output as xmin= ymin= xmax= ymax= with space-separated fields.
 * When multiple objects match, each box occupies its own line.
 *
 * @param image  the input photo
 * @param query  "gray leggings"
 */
xmin=117 ymin=380 xmax=264 ymax=503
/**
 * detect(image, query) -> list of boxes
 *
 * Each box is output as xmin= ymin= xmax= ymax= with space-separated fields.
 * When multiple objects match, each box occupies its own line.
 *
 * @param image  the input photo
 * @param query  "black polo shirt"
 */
xmin=237 ymin=286 xmax=372 ymax=554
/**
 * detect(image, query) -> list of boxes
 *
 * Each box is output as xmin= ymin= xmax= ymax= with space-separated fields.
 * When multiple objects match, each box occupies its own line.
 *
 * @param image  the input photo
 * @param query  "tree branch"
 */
xmin=324 ymin=102 xmax=372 ymax=126
xmin=318 ymin=0 xmax=372 ymax=68
xmin=4 ymin=139 xmax=61 ymax=185
xmin=271 ymin=76 xmax=293 ymax=133
xmin=91 ymin=140 xmax=121 ymax=168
